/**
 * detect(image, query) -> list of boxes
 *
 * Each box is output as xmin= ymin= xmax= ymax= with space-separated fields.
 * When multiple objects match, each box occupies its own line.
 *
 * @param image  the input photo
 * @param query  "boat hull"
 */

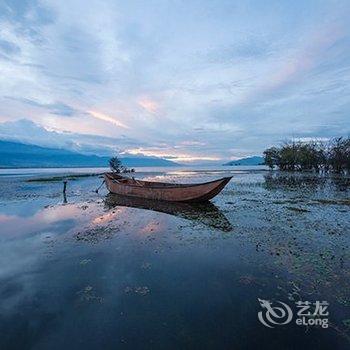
xmin=104 ymin=173 xmax=232 ymax=202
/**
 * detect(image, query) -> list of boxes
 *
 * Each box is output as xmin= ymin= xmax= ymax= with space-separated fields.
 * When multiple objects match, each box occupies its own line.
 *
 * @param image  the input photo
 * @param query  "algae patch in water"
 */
xmin=141 ymin=262 xmax=152 ymax=270
xmin=77 ymin=286 xmax=103 ymax=303
xmin=124 ymin=286 xmax=150 ymax=296
xmin=314 ymin=198 xmax=350 ymax=206
xmin=286 ymin=206 xmax=311 ymax=213
xmin=79 ymin=259 xmax=92 ymax=265
xmin=76 ymin=225 xmax=119 ymax=243
xmin=26 ymin=173 xmax=102 ymax=183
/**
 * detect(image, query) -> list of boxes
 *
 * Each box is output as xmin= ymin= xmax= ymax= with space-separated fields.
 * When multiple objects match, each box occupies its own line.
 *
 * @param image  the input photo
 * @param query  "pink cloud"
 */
xmin=138 ymin=97 xmax=159 ymax=114
xmin=244 ymin=24 xmax=346 ymax=102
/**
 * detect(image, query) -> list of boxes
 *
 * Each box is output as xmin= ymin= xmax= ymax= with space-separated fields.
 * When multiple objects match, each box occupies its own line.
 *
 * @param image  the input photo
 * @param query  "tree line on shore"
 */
xmin=263 ymin=137 xmax=350 ymax=173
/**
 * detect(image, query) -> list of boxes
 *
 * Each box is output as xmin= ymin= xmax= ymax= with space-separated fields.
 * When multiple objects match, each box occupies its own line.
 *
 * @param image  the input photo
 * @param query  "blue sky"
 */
xmin=0 ymin=0 xmax=349 ymax=163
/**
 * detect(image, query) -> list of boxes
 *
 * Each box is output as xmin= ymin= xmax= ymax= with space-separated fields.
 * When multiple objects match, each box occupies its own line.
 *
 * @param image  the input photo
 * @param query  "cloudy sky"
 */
xmin=0 ymin=0 xmax=349 ymax=163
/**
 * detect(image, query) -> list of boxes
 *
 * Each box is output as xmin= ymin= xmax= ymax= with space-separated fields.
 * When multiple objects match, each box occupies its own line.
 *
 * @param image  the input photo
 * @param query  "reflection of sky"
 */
xmin=0 ymin=171 xmax=349 ymax=348
xmin=0 ymin=198 xmax=58 ymax=217
xmin=0 ymin=205 xmax=79 ymax=235
xmin=0 ymin=1 xmax=349 ymax=163
xmin=139 ymin=220 xmax=163 ymax=235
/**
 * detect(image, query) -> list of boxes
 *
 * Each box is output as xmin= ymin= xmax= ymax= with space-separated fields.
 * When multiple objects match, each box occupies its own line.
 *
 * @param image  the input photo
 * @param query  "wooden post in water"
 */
xmin=63 ymin=180 xmax=68 ymax=204
xmin=63 ymin=180 xmax=67 ymax=193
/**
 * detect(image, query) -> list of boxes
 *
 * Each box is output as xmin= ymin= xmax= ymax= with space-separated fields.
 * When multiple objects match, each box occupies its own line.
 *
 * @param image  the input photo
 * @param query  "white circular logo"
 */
xmin=258 ymin=298 xmax=293 ymax=328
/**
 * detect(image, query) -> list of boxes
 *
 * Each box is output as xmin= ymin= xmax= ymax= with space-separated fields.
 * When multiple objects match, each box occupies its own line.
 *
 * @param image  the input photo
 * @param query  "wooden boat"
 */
xmin=104 ymin=172 xmax=232 ymax=202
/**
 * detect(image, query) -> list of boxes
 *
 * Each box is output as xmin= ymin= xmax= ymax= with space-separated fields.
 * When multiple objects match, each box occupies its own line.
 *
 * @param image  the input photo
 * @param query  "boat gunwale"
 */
xmin=104 ymin=173 xmax=233 ymax=190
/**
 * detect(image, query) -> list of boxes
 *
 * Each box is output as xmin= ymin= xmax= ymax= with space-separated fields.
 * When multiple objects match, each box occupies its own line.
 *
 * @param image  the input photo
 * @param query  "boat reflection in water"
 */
xmin=104 ymin=194 xmax=233 ymax=232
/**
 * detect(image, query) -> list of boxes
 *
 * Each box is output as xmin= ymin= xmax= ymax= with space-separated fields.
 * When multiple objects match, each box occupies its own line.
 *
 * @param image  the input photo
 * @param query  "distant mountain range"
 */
xmin=223 ymin=156 xmax=264 ymax=166
xmin=0 ymin=140 xmax=179 ymax=168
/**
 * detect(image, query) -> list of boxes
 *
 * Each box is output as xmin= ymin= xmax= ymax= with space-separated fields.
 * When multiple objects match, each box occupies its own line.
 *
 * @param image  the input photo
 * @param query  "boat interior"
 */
xmin=105 ymin=172 xmax=187 ymax=188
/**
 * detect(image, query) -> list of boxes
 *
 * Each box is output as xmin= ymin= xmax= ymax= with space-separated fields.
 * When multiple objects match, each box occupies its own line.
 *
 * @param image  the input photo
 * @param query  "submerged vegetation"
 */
xmin=264 ymin=137 xmax=350 ymax=173
xmin=26 ymin=173 xmax=102 ymax=182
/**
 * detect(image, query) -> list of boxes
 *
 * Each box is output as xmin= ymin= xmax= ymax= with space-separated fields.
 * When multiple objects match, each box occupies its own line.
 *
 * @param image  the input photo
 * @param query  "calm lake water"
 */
xmin=0 ymin=167 xmax=349 ymax=349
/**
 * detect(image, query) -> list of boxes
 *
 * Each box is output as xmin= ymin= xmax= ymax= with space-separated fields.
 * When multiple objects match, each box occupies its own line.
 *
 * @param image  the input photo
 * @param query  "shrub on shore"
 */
xmin=263 ymin=137 xmax=350 ymax=173
xmin=109 ymin=156 xmax=135 ymax=173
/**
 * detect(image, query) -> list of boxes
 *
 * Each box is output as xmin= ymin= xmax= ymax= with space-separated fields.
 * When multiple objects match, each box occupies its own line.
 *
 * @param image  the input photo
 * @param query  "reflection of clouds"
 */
xmin=91 ymin=207 xmax=125 ymax=225
xmin=0 ymin=204 xmax=88 ymax=285
xmin=0 ymin=235 xmax=43 ymax=313
xmin=139 ymin=221 xmax=162 ymax=234
xmin=0 ymin=205 xmax=133 ymax=341
xmin=0 ymin=204 xmax=82 ymax=236
xmin=0 ymin=214 xmax=12 ymax=223
xmin=0 ymin=202 xmax=99 ymax=302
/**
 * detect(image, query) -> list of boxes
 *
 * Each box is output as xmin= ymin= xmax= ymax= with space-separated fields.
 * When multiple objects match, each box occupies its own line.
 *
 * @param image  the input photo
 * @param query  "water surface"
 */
xmin=0 ymin=168 xmax=349 ymax=349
